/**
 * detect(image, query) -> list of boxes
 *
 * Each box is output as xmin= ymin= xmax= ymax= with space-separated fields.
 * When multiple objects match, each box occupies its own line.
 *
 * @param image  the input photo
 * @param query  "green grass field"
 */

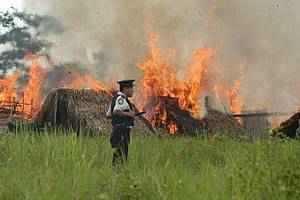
xmin=0 ymin=131 xmax=300 ymax=200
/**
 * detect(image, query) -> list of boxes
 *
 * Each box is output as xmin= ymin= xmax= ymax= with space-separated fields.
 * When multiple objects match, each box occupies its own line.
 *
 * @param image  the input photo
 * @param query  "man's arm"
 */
xmin=113 ymin=110 xmax=135 ymax=118
xmin=106 ymin=105 xmax=112 ymax=118
xmin=131 ymin=104 xmax=156 ymax=133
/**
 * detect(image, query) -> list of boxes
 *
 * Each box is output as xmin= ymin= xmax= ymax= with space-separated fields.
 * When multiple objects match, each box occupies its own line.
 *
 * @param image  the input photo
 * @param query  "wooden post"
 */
xmin=9 ymin=97 xmax=16 ymax=119
xmin=22 ymin=92 xmax=25 ymax=114
xmin=53 ymin=91 xmax=58 ymax=126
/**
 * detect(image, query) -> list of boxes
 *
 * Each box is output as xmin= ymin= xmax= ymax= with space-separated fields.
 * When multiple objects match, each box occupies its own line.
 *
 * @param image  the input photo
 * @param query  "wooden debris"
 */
xmin=155 ymin=96 xmax=204 ymax=134
xmin=272 ymin=112 xmax=300 ymax=138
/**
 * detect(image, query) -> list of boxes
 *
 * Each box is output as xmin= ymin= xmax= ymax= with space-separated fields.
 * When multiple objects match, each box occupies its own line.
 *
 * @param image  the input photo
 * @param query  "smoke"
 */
xmin=214 ymin=1 xmax=300 ymax=112
xmin=24 ymin=0 xmax=300 ymax=112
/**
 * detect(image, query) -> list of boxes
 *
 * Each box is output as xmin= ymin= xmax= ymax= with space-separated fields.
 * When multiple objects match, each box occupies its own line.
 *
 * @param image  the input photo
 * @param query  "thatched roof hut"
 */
xmin=35 ymin=88 xmax=154 ymax=135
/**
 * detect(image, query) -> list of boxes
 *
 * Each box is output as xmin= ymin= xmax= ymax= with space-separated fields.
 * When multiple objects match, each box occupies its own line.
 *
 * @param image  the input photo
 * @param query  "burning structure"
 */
xmin=0 ymin=5 xmax=298 ymax=138
xmin=0 ymin=9 xmax=259 ymax=136
xmin=134 ymin=33 xmax=245 ymax=135
xmin=0 ymin=9 xmax=246 ymax=135
xmin=2 ymin=4 xmax=300 ymax=137
xmin=0 ymin=32 xmax=246 ymax=135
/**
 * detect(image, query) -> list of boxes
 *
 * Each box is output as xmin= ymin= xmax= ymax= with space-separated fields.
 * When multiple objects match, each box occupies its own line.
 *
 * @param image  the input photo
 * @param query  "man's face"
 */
xmin=124 ymin=87 xmax=134 ymax=97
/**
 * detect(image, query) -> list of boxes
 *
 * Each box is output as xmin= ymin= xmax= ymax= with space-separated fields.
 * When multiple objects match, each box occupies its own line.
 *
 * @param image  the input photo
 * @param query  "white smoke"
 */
xmin=24 ymin=0 xmax=300 ymax=112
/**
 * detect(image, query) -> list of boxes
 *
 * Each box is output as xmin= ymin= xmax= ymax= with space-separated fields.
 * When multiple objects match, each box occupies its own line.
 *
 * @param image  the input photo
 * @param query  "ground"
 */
xmin=0 ymin=131 xmax=300 ymax=200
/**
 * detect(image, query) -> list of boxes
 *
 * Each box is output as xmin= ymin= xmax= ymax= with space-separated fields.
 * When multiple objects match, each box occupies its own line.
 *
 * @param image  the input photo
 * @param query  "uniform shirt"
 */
xmin=106 ymin=92 xmax=134 ymax=128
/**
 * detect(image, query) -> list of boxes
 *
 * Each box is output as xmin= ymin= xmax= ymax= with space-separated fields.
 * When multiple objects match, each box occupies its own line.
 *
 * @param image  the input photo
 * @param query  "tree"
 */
xmin=0 ymin=8 xmax=62 ymax=76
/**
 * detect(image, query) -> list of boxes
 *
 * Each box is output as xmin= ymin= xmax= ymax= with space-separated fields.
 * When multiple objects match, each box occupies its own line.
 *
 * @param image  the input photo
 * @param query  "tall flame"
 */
xmin=137 ymin=32 xmax=213 ymax=133
xmin=22 ymin=54 xmax=47 ymax=118
xmin=228 ymin=79 xmax=243 ymax=114
xmin=183 ymin=48 xmax=213 ymax=116
xmin=213 ymin=80 xmax=244 ymax=114
xmin=138 ymin=33 xmax=178 ymax=102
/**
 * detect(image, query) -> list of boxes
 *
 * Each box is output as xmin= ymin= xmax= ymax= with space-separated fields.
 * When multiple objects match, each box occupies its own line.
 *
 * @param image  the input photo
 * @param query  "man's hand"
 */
xmin=125 ymin=111 xmax=136 ymax=118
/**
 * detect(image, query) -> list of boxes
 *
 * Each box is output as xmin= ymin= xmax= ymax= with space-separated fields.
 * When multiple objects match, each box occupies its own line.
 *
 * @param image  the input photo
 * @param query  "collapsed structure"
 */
xmin=272 ymin=112 xmax=300 ymax=138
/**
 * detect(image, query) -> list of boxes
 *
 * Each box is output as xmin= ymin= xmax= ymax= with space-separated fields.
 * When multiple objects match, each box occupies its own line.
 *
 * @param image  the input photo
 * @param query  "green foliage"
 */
xmin=0 ymin=131 xmax=299 ymax=199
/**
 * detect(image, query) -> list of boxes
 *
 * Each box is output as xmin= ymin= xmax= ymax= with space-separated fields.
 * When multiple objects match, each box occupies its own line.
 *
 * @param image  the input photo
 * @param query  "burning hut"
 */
xmin=148 ymin=96 xmax=205 ymax=134
xmin=272 ymin=112 xmax=300 ymax=138
xmin=34 ymin=88 xmax=155 ymax=135
xmin=0 ymin=27 xmax=268 ymax=137
xmin=143 ymin=95 xmax=244 ymax=136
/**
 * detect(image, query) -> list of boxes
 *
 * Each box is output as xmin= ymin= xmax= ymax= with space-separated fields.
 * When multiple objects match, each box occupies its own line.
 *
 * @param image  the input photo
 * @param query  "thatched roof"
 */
xmin=35 ymin=88 xmax=154 ymax=135
xmin=202 ymin=109 xmax=245 ymax=136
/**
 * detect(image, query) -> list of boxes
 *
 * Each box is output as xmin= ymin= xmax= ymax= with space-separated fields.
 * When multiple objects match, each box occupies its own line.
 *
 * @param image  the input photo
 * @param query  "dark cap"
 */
xmin=117 ymin=79 xmax=135 ymax=88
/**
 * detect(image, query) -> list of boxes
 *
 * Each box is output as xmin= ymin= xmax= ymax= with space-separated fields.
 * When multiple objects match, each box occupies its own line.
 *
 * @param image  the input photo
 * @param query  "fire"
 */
xmin=0 ymin=71 xmax=20 ymax=104
xmin=0 ymin=30 xmax=246 ymax=133
xmin=138 ymin=33 xmax=179 ymax=101
xmin=136 ymin=32 xmax=246 ymax=133
xmin=0 ymin=53 xmax=108 ymax=120
xmin=137 ymin=32 xmax=213 ymax=133
xmin=58 ymin=71 xmax=107 ymax=92
xmin=21 ymin=54 xmax=47 ymax=118
xmin=213 ymin=78 xmax=244 ymax=115
xmin=168 ymin=122 xmax=178 ymax=134
xmin=0 ymin=54 xmax=46 ymax=119
xmin=183 ymin=48 xmax=213 ymax=116
xmin=228 ymin=80 xmax=243 ymax=114
xmin=151 ymin=99 xmax=178 ymax=134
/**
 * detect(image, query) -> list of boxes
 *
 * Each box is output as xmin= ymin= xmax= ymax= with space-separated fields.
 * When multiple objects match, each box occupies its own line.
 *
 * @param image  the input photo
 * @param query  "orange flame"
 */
xmin=138 ymin=33 xmax=179 ymax=101
xmin=168 ymin=122 xmax=178 ymax=134
xmin=137 ymin=32 xmax=213 ymax=133
xmin=182 ymin=48 xmax=213 ymax=116
xmin=0 ymin=71 xmax=20 ymax=104
xmin=0 ymin=52 xmax=109 ymax=120
xmin=228 ymin=80 xmax=243 ymax=114
xmin=58 ymin=71 xmax=107 ymax=92
xmin=21 ymin=54 xmax=47 ymax=118
xmin=213 ymin=77 xmax=244 ymax=115
xmin=0 ymin=54 xmax=47 ymax=119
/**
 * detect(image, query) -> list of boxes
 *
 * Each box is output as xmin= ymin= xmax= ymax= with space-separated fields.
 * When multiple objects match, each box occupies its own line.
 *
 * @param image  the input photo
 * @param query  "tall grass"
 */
xmin=0 ymin=131 xmax=299 ymax=199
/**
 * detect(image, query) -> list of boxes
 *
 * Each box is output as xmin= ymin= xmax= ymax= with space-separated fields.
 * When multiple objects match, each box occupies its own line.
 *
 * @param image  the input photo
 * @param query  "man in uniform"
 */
xmin=106 ymin=80 xmax=137 ymax=166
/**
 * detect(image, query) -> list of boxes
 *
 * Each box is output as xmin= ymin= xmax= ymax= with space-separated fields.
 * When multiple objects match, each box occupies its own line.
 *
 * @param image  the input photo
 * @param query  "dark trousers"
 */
xmin=112 ymin=141 xmax=128 ymax=166
xmin=110 ymin=126 xmax=131 ymax=166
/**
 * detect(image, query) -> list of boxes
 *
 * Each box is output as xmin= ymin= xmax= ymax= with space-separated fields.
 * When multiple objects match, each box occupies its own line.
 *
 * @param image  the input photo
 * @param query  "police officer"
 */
xmin=106 ymin=80 xmax=136 ymax=166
